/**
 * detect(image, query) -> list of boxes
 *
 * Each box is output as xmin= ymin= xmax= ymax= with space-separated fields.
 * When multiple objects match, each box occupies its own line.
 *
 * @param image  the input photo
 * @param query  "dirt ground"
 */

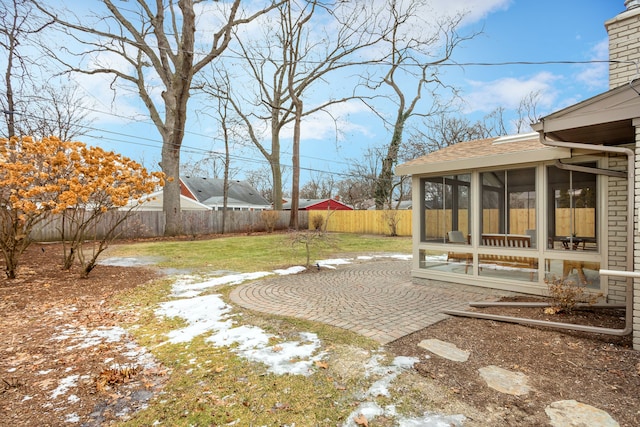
xmin=387 ymin=301 xmax=640 ymax=426
xmin=0 ymin=243 xmax=166 ymax=427
xmin=2 ymin=243 xmax=640 ymax=426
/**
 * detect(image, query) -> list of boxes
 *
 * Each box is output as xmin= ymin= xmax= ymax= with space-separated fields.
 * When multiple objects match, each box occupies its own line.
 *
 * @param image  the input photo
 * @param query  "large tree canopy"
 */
xmin=35 ymin=0 xmax=280 ymax=235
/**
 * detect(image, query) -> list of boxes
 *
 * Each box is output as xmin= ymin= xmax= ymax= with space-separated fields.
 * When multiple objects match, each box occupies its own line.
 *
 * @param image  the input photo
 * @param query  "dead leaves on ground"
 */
xmin=96 ymin=366 xmax=141 ymax=392
xmin=1 ymin=377 xmax=23 ymax=393
xmin=315 ymin=360 xmax=328 ymax=369
xmin=353 ymin=413 xmax=369 ymax=426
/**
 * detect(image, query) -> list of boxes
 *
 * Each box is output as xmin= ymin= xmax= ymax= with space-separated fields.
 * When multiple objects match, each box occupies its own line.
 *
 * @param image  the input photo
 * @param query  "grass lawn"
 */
xmin=106 ymin=233 xmax=444 ymax=426
xmin=108 ymin=232 xmax=412 ymax=273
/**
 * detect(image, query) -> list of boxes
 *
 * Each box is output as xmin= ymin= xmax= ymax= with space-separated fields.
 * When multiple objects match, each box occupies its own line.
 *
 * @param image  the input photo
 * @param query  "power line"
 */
xmin=44 ymin=22 xmax=627 ymax=70
xmin=11 ymin=108 xmax=359 ymax=170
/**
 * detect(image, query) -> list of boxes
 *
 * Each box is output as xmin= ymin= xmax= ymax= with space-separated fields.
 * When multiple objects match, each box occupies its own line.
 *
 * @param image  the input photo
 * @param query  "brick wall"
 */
xmin=634 ymin=123 xmax=640 ymax=350
xmin=606 ymin=7 xmax=640 ymax=89
xmin=607 ymin=154 xmax=629 ymax=304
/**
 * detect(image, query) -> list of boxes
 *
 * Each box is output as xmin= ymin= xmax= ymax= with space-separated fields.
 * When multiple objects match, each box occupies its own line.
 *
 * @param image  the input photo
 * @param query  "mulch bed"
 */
xmin=0 ymin=243 xmax=166 ymax=427
xmin=387 ymin=299 xmax=640 ymax=426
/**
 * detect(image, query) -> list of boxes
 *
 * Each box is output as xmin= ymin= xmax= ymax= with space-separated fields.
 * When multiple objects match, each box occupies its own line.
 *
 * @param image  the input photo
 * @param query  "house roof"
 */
xmin=367 ymin=200 xmax=412 ymax=210
xmin=282 ymin=198 xmax=353 ymax=210
xmin=124 ymin=190 xmax=211 ymax=211
xmin=532 ymin=79 xmax=640 ymax=145
xmin=202 ymin=196 xmax=263 ymax=208
xmin=181 ymin=176 xmax=270 ymax=207
xmin=395 ymin=133 xmax=570 ymax=176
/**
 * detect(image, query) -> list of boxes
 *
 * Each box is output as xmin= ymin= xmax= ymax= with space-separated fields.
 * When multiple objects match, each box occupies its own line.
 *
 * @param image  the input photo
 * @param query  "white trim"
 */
xmin=493 ymin=132 xmax=539 ymax=144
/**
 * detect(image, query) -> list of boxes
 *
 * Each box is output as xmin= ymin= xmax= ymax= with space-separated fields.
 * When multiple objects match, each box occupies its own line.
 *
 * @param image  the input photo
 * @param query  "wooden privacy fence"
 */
xmin=309 ymin=210 xmax=413 ymax=236
xmin=28 ymin=208 xmax=595 ymax=241
xmin=424 ymin=208 xmax=595 ymax=238
xmin=30 ymin=210 xmax=309 ymax=242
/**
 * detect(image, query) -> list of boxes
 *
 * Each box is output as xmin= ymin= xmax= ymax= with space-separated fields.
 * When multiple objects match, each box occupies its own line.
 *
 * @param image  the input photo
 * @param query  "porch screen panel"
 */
xmin=547 ymin=164 xmax=597 ymax=251
xmin=421 ymin=174 xmax=470 ymax=243
xmin=480 ymin=171 xmax=503 ymax=236
xmin=480 ymin=168 xmax=536 ymax=244
xmin=478 ymin=168 xmax=537 ymax=281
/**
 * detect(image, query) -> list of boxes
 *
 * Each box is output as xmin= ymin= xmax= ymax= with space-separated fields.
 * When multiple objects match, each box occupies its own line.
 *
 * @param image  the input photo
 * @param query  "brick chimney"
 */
xmin=605 ymin=1 xmax=640 ymax=89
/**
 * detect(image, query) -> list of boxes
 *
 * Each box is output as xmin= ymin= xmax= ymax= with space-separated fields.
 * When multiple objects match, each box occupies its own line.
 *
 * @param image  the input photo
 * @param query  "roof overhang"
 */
xmin=532 ymin=80 xmax=640 ymax=145
xmin=396 ymin=146 xmax=570 ymax=176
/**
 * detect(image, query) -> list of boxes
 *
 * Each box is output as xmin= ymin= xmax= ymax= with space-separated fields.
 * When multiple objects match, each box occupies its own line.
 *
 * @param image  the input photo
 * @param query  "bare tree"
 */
xmin=300 ymin=172 xmax=336 ymax=199
xmin=245 ymin=165 xmax=291 ymax=205
xmin=405 ymin=113 xmax=476 ymax=157
xmin=404 ymin=107 xmax=507 ymax=159
xmin=514 ymin=90 xmax=542 ymax=133
xmin=17 ymin=82 xmax=93 ymax=141
xmin=334 ymin=146 xmax=382 ymax=210
xmin=181 ymin=155 xmax=227 ymax=180
xmin=335 ymin=177 xmax=373 ymax=210
xmin=403 ymin=91 xmax=539 ymax=161
xmin=0 ymin=0 xmax=51 ymax=138
xmin=214 ymin=81 xmax=235 ymax=234
xmin=35 ymin=0 xmax=280 ymax=236
xmin=218 ymin=0 xmax=388 ymax=227
xmin=369 ymin=2 xmax=475 ymax=209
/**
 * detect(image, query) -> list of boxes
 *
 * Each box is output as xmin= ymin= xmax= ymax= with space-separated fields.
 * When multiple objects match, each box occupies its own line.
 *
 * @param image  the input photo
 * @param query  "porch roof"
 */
xmin=395 ymin=133 xmax=570 ymax=176
xmin=531 ymin=79 xmax=640 ymax=144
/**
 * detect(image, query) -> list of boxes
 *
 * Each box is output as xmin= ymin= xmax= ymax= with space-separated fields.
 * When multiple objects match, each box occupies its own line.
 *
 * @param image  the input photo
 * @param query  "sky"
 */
xmin=4 ymin=1 xmax=627 ymax=188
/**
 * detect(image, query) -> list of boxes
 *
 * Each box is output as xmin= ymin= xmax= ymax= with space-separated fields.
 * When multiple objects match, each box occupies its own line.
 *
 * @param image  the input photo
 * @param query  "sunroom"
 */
xmin=397 ymin=133 xmax=610 ymax=296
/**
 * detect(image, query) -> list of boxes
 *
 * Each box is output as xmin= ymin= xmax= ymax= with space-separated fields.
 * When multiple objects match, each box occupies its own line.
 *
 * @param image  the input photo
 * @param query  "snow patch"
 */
xmin=273 ymin=266 xmax=307 ymax=275
xmin=64 ymin=413 xmax=80 ymax=423
xmin=53 ymin=326 xmax=127 ymax=350
xmin=341 ymin=354 xmax=465 ymax=426
xmin=171 ymin=272 xmax=273 ymax=297
xmin=51 ymin=375 xmax=79 ymax=399
xmin=156 ymin=292 xmax=325 ymax=376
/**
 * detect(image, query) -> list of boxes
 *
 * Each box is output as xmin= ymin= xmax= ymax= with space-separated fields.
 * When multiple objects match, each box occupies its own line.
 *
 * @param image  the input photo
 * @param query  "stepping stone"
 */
xmin=478 ymin=365 xmax=532 ymax=396
xmin=545 ymin=400 xmax=619 ymax=427
xmin=418 ymin=339 xmax=470 ymax=362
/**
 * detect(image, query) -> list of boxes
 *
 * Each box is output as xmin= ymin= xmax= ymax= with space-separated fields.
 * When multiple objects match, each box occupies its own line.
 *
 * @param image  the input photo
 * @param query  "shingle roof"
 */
xmin=395 ymin=133 xmax=569 ymax=176
xmin=399 ymin=135 xmax=545 ymax=168
xmin=282 ymin=198 xmax=353 ymax=210
xmin=181 ymin=176 xmax=270 ymax=207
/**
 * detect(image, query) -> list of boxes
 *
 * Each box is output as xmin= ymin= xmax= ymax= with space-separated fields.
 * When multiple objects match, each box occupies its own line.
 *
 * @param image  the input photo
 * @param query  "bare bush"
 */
xmin=260 ymin=210 xmax=280 ymax=233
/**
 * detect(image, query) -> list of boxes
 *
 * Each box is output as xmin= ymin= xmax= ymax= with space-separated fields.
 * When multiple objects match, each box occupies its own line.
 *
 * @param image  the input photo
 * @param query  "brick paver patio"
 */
xmin=230 ymin=259 xmax=513 ymax=344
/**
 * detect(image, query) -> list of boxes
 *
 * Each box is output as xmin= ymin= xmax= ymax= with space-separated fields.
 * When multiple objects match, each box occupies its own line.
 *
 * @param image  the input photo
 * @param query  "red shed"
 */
xmin=282 ymin=198 xmax=353 ymax=211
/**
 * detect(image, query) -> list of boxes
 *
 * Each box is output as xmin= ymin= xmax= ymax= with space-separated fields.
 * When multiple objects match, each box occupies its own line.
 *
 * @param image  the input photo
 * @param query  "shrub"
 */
xmin=311 ymin=214 xmax=324 ymax=230
xmin=382 ymin=210 xmax=401 ymax=237
xmin=544 ymin=276 xmax=602 ymax=314
xmin=260 ymin=210 xmax=280 ymax=233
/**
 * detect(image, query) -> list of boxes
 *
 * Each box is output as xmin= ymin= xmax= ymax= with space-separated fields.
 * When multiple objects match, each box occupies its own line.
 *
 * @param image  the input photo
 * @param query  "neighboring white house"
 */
xmin=396 ymin=1 xmax=640 ymax=349
xmin=180 ymin=176 xmax=271 ymax=211
xmin=125 ymin=190 xmax=211 ymax=211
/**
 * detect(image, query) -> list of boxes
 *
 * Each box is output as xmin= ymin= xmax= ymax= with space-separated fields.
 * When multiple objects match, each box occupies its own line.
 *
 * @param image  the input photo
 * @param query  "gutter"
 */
xmin=537 ymin=133 xmax=634 ymax=335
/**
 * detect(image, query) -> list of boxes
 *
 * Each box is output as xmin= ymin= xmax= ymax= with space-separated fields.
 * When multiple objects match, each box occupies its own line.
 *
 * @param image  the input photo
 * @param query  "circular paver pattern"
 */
xmin=230 ymin=259 xmax=507 ymax=344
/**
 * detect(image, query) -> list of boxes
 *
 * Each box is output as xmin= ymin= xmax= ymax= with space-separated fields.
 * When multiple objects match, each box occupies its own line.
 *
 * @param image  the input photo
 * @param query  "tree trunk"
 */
xmin=375 ymin=114 xmax=404 ymax=209
xmin=222 ymin=127 xmax=230 ymax=234
xmin=162 ymin=137 xmax=183 ymax=236
xmin=270 ymin=127 xmax=283 ymax=210
xmin=3 ymin=32 xmax=16 ymax=137
xmin=289 ymin=101 xmax=302 ymax=229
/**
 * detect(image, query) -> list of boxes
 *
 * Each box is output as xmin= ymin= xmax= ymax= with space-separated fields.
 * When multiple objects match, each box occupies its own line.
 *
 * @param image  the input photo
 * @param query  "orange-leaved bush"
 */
xmin=56 ymin=143 xmax=164 ymax=277
xmin=0 ymin=136 xmax=78 ymax=278
xmin=0 ymin=136 xmax=164 ymax=279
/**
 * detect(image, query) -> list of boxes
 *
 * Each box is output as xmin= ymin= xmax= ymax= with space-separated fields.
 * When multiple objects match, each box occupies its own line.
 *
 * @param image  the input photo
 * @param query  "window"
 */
xmin=547 ymin=163 xmax=597 ymax=251
xmin=480 ymin=168 xmax=536 ymax=243
xmin=476 ymin=168 xmax=538 ymax=282
xmin=421 ymin=174 xmax=470 ymax=243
